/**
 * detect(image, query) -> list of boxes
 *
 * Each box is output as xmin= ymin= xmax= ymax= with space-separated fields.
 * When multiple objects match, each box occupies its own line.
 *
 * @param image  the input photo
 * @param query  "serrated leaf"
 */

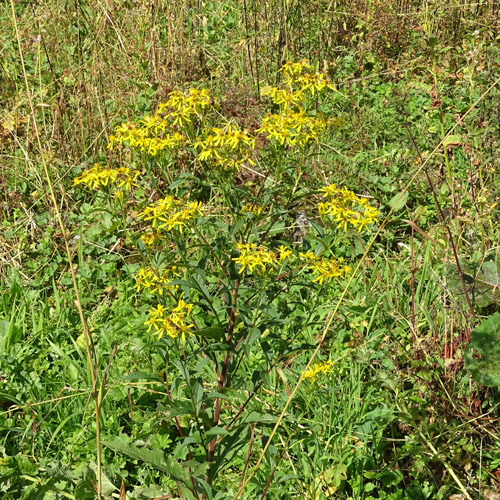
xmin=102 ymin=437 xmax=189 ymax=483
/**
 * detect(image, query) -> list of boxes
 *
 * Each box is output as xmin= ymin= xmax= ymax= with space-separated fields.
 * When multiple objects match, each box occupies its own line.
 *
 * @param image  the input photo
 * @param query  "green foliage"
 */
xmin=1 ymin=0 xmax=500 ymax=498
xmin=465 ymin=313 xmax=500 ymax=387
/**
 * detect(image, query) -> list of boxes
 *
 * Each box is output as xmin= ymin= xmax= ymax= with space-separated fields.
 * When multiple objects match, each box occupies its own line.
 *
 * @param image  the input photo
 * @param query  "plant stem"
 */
xmin=206 ymin=279 xmax=240 ymax=481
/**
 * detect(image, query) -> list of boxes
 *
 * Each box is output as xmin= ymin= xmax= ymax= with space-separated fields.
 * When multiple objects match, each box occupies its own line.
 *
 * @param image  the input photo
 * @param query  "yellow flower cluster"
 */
xmin=299 ymin=250 xmax=316 ymax=261
xmin=73 ymin=163 xmax=140 ymax=191
xmin=258 ymin=59 xmax=333 ymax=147
xmin=318 ymin=184 xmax=379 ymax=231
xmin=140 ymin=231 xmax=163 ymax=247
xmin=144 ymin=300 xmax=194 ymax=341
xmin=194 ymin=122 xmax=255 ymax=171
xmin=299 ymin=251 xmax=350 ymax=283
xmin=157 ymin=88 xmax=212 ymax=126
xmin=108 ymin=119 xmax=184 ymax=155
xmin=233 ymin=243 xmax=276 ymax=274
xmin=107 ymin=88 xmax=213 ymax=155
xmin=138 ymin=196 xmax=203 ymax=232
xmin=241 ymin=203 xmax=263 ymax=215
xmin=257 ymin=109 xmax=328 ymax=147
xmin=303 ymin=360 xmax=333 ymax=383
xmin=280 ymin=59 xmax=312 ymax=79
xmin=134 ymin=266 xmax=179 ymax=295
xmin=309 ymin=256 xmax=351 ymax=284
xmin=277 ymin=245 xmax=292 ymax=262
xmin=281 ymin=59 xmax=335 ymax=95
xmin=261 ymin=88 xmax=304 ymax=110
xmin=232 ymin=243 xmax=294 ymax=274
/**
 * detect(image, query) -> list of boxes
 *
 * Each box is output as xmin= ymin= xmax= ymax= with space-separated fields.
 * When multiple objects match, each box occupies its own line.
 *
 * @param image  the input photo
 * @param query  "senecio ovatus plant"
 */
xmin=73 ymin=60 xmax=379 ymax=495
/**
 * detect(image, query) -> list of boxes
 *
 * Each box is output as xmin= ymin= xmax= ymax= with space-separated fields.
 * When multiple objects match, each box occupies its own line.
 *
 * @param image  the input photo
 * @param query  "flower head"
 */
xmin=144 ymin=299 xmax=194 ymax=341
xmin=318 ymin=184 xmax=379 ymax=231
xmin=309 ymin=256 xmax=351 ymax=284
xmin=233 ymin=243 xmax=276 ymax=274
xmin=135 ymin=266 xmax=180 ymax=295
xmin=303 ymin=360 xmax=333 ymax=383
xmin=138 ymin=196 xmax=203 ymax=232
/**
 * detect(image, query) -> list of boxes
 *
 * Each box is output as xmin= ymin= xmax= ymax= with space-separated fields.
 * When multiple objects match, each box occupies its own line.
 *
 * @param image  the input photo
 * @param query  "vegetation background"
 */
xmin=1 ymin=0 xmax=500 ymax=498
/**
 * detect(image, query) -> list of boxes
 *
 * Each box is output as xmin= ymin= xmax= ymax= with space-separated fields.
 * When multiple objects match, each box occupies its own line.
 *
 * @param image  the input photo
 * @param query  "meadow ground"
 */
xmin=1 ymin=1 xmax=500 ymax=498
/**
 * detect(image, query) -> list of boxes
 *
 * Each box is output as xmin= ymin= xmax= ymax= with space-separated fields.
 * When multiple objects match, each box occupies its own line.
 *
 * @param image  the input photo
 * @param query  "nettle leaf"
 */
xmin=465 ymin=313 xmax=500 ymax=387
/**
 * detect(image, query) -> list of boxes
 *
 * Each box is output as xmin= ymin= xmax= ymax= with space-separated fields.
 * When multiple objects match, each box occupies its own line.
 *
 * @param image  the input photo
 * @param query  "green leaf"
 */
xmin=426 ymin=36 xmax=438 ymax=48
xmin=102 ymin=436 xmax=194 ymax=484
xmin=355 ymin=406 xmax=394 ymax=440
xmin=446 ymin=259 xmax=500 ymax=307
xmin=387 ymin=191 xmax=408 ymax=212
xmin=245 ymin=412 xmax=278 ymax=424
xmin=121 ymin=371 xmax=163 ymax=382
xmin=74 ymin=462 xmax=116 ymax=499
xmin=206 ymin=391 xmax=229 ymax=400
xmin=195 ymin=326 xmax=225 ymax=340
xmin=443 ymin=134 xmax=461 ymax=148
xmin=205 ymin=426 xmax=230 ymax=437
xmin=465 ymin=313 xmax=500 ymax=387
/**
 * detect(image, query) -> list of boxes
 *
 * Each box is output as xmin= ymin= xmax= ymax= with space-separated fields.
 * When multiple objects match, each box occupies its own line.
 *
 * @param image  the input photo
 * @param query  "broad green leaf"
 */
xmin=443 ymin=134 xmax=461 ymax=148
xmin=195 ymin=326 xmax=225 ymax=340
xmin=465 ymin=313 xmax=500 ymax=387
xmin=387 ymin=191 xmax=408 ymax=212
xmin=447 ymin=259 xmax=500 ymax=307
xmin=205 ymin=426 xmax=230 ymax=437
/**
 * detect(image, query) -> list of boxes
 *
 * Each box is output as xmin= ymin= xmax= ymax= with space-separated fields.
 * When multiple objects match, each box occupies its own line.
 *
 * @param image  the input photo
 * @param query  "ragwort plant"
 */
xmin=73 ymin=60 xmax=379 ymax=497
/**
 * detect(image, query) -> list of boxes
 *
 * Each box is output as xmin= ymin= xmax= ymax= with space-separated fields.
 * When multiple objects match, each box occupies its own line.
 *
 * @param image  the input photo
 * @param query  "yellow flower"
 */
xmin=278 ymin=245 xmax=292 ymax=262
xmin=135 ymin=266 xmax=179 ymax=295
xmin=233 ymin=243 xmax=277 ymax=274
xmin=138 ymin=197 xmax=203 ymax=232
xmin=195 ymin=122 xmax=255 ymax=171
xmin=294 ymin=72 xmax=335 ymax=95
xmin=107 ymin=88 xmax=213 ymax=155
xmin=303 ymin=360 xmax=333 ymax=383
xmin=241 ymin=203 xmax=263 ymax=215
xmin=319 ymin=184 xmax=378 ymax=231
xmin=262 ymin=87 xmax=305 ymax=109
xmin=144 ymin=299 xmax=194 ymax=341
xmin=73 ymin=164 xmax=140 ymax=191
xmin=145 ymin=304 xmax=169 ymax=333
xmin=281 ymin=59 xmax=312 ymax=79
xmin=279 ymin=59 xmax=334 ymax=95
xmin=257 ymin=108 xmax=328 ymax=147
xmin=140 ymin=232 xmax=163 ymax=247
xmin=309 ymin=257 xmax=351 ymax=284
xmin=299 ymin=250 xmax=316 ymax=262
